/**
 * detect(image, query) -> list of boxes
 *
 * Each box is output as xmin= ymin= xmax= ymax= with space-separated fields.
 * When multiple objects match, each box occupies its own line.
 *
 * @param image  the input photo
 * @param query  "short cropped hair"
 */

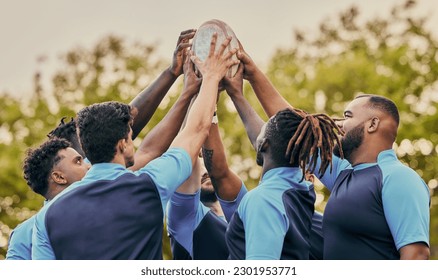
xmin=76 ymin=101 xmax=133 ymax=164
xmin=23 ymin=138 xmax=71 ymax=197
xmin=356 ymin=94 xmax=400 ymax=125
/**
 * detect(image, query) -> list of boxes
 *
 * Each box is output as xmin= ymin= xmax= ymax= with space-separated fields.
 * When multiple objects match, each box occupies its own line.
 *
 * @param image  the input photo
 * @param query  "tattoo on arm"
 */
xmin=202 ymin=148 xmax=214 ymax=173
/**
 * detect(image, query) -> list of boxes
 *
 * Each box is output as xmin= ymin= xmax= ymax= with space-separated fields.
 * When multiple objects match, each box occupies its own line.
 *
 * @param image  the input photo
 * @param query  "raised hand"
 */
xmin=191 ymin=33 xmax=239 ymax=84
xmin=169 ymin=29 xmax=197 ymax=77
xmin=223 ymin=62 xmax=244 ymax=98
xmin=236 ymin=40 xmax=258 ymax=82
xmin=182 ymin=55 xmax=202 ymax=98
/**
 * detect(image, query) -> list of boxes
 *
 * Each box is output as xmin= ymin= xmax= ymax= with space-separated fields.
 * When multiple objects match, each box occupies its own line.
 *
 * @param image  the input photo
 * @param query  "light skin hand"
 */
xmin=169 ymin=29 xmax=197 ymax=77
xmin=182 ymin=55 xmax=202 ymax=98
xmin=191 ymin=33 xmax=239 ymax=83
xmin=171 ymin=33 xmax=239 ymax=166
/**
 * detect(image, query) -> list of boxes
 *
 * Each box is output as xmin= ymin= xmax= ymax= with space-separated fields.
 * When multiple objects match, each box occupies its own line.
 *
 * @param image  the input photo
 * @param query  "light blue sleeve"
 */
xmin=314 ymin=154 xmax=351 ymax=191
xmin=382 ymin=164 xmax=430 ymax=250
xmin=217 ymin=182 xmax=247 ymax=222
xmin=166 ymin=190 xmax=209 ymax=258
xmin=239 ymin=190 xmax=288 ymax=260
xmin=138 ymin=148 xmax=192 ymax=213
xmin=5 ymin=216 xmax=35 ymax=260
xmin=31 ymin=206 xmax=55 ymax=260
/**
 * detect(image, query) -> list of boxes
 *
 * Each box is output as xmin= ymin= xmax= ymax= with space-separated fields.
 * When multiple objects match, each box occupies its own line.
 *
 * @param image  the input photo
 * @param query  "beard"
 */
xmin=200 ymin=181 xmax=217 ymax=203
xmin=333 ymin=122 xmax=364 ymax=163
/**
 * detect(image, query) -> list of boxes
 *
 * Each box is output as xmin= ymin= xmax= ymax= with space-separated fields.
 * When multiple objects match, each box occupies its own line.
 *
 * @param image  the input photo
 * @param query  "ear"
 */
xmin=51 ymin=171 xmax=67 ymax=185
xmin=257 ymin=138 xmax=269 ymax=153
xmin=367 ymin=117 xmax=380 ymax=133
xmin=118 ymin=138 xmax=127 ymax=153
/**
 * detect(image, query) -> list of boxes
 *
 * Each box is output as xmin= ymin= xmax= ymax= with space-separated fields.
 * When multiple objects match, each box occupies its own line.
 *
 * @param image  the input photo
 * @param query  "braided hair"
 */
xmin=265 ymin=108 xmax=344 ymax=181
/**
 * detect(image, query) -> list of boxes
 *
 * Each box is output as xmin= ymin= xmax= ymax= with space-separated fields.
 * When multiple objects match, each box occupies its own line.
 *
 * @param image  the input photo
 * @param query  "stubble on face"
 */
xmin=333 ymin=121 xmax=365 ymax=162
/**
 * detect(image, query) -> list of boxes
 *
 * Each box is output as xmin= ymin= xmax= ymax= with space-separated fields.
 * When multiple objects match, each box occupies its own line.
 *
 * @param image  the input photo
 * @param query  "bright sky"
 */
xmin=1 ymin=0 xmax=437 ymax=99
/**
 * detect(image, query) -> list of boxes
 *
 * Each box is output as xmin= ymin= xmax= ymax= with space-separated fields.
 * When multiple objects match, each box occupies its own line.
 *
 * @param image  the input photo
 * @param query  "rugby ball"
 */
xmin=192 ymin=19 xmax=240 ymax=78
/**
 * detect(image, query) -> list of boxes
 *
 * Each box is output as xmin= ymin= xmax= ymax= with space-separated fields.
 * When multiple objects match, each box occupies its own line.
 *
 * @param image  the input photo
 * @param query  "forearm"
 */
xmin=202 ymin=123 xmax=228 ymax=178
xmin=247 ymin=69 xmax=291 ymax=118
xmin=171 ymin=78 xmax=219 ymax=165
xmin=230 ymin=94 xmax=264 ymax=149
xmin=130 ymin=67 xmax=178 ymax=139
xmin=202 ymin=123 xmax=242 ymax=200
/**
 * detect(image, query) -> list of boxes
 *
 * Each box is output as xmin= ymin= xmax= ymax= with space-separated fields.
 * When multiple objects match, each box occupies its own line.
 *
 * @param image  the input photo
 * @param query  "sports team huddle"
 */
xmin=6 ymin=21 xmax=430 ymax=260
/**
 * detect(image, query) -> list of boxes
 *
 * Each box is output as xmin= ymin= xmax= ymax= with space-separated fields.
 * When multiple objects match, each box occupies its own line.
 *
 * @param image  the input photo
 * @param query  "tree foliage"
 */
xmin=0 ymin=0 xmax=436 ymax=259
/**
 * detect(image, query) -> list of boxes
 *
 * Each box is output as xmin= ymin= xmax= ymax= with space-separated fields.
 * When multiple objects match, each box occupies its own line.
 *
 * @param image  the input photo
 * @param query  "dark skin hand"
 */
xmin=130 ymin=29 xmax=196 ymax=139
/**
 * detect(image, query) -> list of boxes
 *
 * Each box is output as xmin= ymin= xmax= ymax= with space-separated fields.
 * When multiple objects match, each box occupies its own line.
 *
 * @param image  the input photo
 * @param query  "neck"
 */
xmin=45 ymin=184 xmax=67 ymax=201
xmin=349 ymin=141 xmax=392 ymax=166
xmin=111 ymin=152 xmax=126 ymax=167
xmin=261 ymin=158 xmax=291 ymax=177
xmin=204 ymin=201 xmax=224 ymax=217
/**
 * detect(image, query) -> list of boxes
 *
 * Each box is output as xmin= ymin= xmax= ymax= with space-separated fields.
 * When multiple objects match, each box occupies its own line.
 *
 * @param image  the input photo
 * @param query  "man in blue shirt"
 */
xmin=223 ymin=61 xmax=343 ymax=260
xmin=7 ymin=29 xmax=198 ymax=260
xmin=6 ymin=138 xmax=90 ymax=260
xmin=233 ymin=42 xmax=430 ymax=259
xmin=167 ymin=119 xmax=247 ymax=260
xmin=31 ymin=33 xmax=239 ymax=259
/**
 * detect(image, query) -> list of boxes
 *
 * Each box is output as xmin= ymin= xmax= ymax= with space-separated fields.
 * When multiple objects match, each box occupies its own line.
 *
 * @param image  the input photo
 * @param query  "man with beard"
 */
xmin=223 ymin=63 xmax=342 ymax=260
xmin=234 ymin=42 xmax=430 ymax=259
xmin=167 ymin=111 xmax=247 ymax=260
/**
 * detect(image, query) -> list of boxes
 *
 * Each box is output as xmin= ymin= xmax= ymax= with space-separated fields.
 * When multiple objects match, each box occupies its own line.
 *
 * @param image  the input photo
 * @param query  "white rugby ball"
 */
xmin=192 ymin=19 xmax=240 ymax=78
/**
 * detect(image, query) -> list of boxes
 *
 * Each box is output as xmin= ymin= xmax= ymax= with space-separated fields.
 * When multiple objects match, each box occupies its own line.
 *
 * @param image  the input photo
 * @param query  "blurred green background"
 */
xmin=0 ymin=1 xmax=436 ymax=259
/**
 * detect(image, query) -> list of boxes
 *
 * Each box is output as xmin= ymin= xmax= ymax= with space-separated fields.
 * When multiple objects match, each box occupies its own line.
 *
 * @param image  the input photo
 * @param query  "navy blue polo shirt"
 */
xmin=32 ymin=148 xmax=191 ymax=259
xmin=167 ymin=183 xmax=247 ymax=260
xmin=226 ymin=167 xmax=316 ymax=260
xmin=316 ymin=149 xmax=430 ymax=259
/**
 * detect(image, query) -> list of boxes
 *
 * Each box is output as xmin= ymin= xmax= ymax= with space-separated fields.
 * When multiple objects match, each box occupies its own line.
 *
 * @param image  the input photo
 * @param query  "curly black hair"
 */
xmin=47 ymin=117 xmax=76 ymax=141
xmin=76 ymin=101 xmax=133 ymax=164
xmin=23 ymin=138 xmax=71 ymax=197
xmin=47 ymin=117 xmax=85 ymax=157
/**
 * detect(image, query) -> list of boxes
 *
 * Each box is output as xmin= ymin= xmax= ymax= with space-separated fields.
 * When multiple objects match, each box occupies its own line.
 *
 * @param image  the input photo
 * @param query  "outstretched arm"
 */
xmin=130 ymin=29 xmax=196 ymax=139
xmin=202 ymin=113 xmax=242 ymax=201
xmin=130 ymin=55 xmax=201 ymax=171
xmin=223 ymin=63 xmax=264 ymax=149
xmin=171 ymin=34 xmax=239 ymax=166
xmin=237 ymin=41 xmax=291 ymax=118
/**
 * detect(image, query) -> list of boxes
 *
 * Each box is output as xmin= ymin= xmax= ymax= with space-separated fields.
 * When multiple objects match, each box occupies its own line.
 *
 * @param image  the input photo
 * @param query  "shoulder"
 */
xmin=238 ymin=186 xmax=284 ymax=218
xmin=379 ymin=155 xmax=429 ymax=200
xmin=381 ymin=159 xmax=427 ymax=188
xmin=14 ymin=215 xmax=36 ymax=232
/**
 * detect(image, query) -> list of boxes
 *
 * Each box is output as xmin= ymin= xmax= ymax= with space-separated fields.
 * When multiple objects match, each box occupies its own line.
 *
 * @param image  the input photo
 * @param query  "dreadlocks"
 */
xmin=266 ymin=108 xmax=344 ymax=181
